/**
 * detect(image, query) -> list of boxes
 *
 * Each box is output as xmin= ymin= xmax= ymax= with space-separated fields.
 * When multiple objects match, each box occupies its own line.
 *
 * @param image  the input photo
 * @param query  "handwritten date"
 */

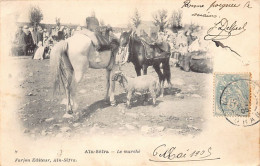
xmin=151 ymin=144 xmax=213 ymax=161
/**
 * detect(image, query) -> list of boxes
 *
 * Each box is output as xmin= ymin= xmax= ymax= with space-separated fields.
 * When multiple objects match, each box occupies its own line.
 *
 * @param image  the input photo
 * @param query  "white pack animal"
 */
xmin=113 ymin=71 xmax=160 ymax=108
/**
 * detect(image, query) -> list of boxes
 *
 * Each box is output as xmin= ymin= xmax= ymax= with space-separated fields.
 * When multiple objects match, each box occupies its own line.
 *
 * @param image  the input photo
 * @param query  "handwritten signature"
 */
xmin=149 ymin=144 xmax=220 ymax=162
xmin=204 ymin=18 xmax=247 ymax=40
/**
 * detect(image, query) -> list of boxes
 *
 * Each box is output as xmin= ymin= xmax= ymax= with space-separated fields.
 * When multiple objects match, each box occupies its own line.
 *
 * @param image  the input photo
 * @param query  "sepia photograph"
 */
xmin=0 ymin=0 xmax=259 ymax=165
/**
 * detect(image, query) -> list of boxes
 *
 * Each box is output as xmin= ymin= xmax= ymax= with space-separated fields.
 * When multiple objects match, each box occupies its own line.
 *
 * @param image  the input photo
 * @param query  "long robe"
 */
xmin=33 ymin=46 xmax=45 ymax=60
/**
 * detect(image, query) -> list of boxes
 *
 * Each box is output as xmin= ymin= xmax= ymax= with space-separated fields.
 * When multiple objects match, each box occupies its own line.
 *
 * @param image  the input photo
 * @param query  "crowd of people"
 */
xmin=11 ymin=17 xmax=211 ymax=72
xmin=11 ymin=24 xmax=82 ymax=58
xmin=11 ymin=20 xmax=117 ymax=61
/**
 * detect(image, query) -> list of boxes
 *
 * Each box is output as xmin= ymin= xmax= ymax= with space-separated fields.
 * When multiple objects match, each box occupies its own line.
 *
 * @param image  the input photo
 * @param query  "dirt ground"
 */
xmin=14 ymin=56 xmax=211 ymax=138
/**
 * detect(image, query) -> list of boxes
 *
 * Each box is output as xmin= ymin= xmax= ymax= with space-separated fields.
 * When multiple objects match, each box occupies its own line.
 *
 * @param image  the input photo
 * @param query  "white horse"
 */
xmin=50 ymin=32 xmax=120 ymax=114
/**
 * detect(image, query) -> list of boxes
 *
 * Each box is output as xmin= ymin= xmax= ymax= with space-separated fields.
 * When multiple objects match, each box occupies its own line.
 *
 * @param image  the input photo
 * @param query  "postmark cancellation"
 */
xmin=214 ymin=73 xmax=252 ymax=117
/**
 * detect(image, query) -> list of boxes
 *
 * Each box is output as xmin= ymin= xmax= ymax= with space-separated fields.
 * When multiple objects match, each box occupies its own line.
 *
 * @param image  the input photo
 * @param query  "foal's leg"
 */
xmin=109 ymin=70 xmax=116 ymax=106
xmin=162 ymin=60 xmax=173 ymax=89
xmin=150 ymin=89 xmax=157 ymax=105
xmin=153 ymin=63 xmax=164 ymax=97
xmin=160 ymin=80 xmax=165 ymax=97
xmin=126 ymin=91 xmax=133 ymax=108
xmin=143 ymin=92 xmax=149 ymax=105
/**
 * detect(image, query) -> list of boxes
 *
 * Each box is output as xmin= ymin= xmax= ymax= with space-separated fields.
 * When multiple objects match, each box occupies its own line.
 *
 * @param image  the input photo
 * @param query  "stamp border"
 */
xmin=213 ymin=72 xmax=252 ymax=117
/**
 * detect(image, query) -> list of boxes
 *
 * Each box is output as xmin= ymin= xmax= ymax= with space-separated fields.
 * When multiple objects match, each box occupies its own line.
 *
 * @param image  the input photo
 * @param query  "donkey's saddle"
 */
xmin=140 ymin=39 xmax=170 ymax=59
xmin=77 ymin=29 xmax=111 ymax=52
xmin=95 ymin=33 xmax=111 ymax=51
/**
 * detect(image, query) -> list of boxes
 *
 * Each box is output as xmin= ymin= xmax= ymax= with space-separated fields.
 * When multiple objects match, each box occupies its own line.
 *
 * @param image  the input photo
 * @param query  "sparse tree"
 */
xmin=169 ymin=10 xmax=183 ymax=31
xmin=55 ymin=17 xmax=61 ymax=27
xmin=131 ymin=8 xmax=141 ymax=28
xmin=152 ymin=9 xmax=168 ymax=32
xmin=28 ymin=6 xmax=43 ymax=27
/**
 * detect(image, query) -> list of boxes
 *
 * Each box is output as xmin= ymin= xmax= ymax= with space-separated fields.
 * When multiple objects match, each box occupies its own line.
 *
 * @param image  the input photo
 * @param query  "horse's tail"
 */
xmin=50 ymin=40 xmax=70 ymax=95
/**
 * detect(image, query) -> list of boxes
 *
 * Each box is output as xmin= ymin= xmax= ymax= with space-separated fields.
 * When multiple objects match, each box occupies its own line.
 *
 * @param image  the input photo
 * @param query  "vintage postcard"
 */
xmin=0 ymin=0 xmax=259 ymax=165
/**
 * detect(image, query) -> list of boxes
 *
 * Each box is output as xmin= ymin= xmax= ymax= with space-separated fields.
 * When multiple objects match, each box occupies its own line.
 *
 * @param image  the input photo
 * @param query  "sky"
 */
xmin=1 ymin=0 xmax=197 ymax=27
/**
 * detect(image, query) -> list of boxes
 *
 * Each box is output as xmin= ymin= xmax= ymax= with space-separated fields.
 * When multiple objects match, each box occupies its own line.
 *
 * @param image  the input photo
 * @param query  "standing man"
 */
xmin=23 ymin=25 xmax=33 ymax=56
xmin=57 ymin=26 xmax=65 ymax=41
xmin=78 ymin=16 xmax=112 ymax=62
xmin=37 ymin=26 xmax=43 ymax=45
xmin=86 ymin=17 xmax=111 ymax=47
xmin=31 ymin=26 xmax=38 ymax=46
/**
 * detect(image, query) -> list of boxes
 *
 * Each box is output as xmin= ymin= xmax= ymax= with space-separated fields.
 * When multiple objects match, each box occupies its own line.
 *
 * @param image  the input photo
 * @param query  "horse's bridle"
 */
xmin=118 ymin=31 xmax=134 ymax=63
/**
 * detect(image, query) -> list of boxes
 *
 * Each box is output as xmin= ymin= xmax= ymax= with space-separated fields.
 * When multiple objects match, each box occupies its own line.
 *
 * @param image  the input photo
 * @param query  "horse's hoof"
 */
xmin=67 ymin=110 xmax=73 ymax=114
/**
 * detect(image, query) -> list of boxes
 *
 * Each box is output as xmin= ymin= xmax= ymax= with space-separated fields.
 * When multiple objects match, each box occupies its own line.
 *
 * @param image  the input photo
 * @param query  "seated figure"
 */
xmin=78 ymin=16 xmax=112 ymax=63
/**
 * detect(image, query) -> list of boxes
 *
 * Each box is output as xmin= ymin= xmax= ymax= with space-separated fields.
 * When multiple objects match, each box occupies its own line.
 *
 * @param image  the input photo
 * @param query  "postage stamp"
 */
xmin=214 ymin=73 xmax=251 ymax=117
xmin=224 ymin=80 xmax=259 ymax=127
